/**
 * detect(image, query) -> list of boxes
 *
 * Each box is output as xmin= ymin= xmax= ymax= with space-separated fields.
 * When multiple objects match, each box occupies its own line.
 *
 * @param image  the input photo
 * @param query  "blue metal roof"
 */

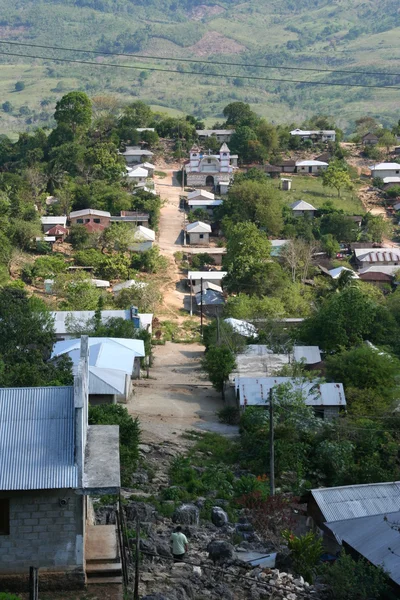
xmin=0 ymin=387 xmax=78 ymax=491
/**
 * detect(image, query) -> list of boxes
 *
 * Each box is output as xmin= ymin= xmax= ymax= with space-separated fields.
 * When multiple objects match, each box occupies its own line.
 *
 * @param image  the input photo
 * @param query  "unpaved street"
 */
xmin=155 ymin=170 xmax=184 ymax=255
xmin=128 ymin=343 xmax=237 ymax=444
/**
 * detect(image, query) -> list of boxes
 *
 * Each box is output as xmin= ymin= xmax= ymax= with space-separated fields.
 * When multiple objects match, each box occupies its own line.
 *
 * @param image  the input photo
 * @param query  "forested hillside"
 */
xmin=0 ymin=0 xmax=400 ymax=136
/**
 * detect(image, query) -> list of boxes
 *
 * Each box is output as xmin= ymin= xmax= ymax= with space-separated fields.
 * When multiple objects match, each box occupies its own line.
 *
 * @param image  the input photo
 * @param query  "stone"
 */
xmin=156 ymin=539 xmax=172 ymax=558
xmin=207 ymin=539 xmax=235 ymax=564
xmin=172 ymin=504 xmax=200 ymax=526
xmin=211 ymin=506 xmax=229 ymax=527
xmin=125 ymin=501 xmax=156 ymax=523
xmin=139 ymin=538 xmax=157 ymax=556
xmin=138 ymin=444 xmax=152 ymax=454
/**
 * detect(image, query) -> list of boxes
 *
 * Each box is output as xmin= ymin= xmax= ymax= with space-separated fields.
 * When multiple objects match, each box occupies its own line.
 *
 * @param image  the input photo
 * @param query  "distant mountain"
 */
xmin=0 ymin=0 xmax=399 ymax=136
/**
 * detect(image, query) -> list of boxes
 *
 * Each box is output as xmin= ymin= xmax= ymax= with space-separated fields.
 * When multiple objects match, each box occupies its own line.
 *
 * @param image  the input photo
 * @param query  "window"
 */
xmin=0 ymin=499 xmax=10 ymax=535
xmin=199 ymin=234 xmax=204 ymax=239
xmin=93 ymin=218 xmax=100 ymax=224
xmin=207 ymin=159 xmax=211 ymax=164
xmin=84 ymin=219 xmax=90 ymax=223
xmin=77 ymin=219 xmax=83 ymax=224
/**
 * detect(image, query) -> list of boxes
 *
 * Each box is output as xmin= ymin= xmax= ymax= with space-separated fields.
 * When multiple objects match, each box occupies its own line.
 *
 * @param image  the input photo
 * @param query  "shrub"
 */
xmin=319 ymin=550 xmax=390 ymax=600
xmin=387 ymin=185 xmax=400 ymax=199
xmin=15 ymin=81 xmax=25 ymax=92
xmin=0 ymin=595 xmax=22 ymax=600
xmin=88 ymin=405 xmax=140 ymax=486
xmin=282 ymin=530 xmax=323 ymax=583
xmin=217 ymin=406 xmax=241 ymax=425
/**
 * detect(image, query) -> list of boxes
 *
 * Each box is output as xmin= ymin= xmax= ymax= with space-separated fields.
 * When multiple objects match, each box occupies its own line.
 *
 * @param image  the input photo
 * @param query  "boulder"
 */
xmin=211 ymin=506 xmax=229 ymax=527
xmin=207 ymin=540 xmax=235 ymax=564
xmin=156 ymin=539 xmax=172 ymax=558
xmin=125 ymin=501 xmax=156 ymax=523
xmin=172 ymin=504 xmax=199 ymax=526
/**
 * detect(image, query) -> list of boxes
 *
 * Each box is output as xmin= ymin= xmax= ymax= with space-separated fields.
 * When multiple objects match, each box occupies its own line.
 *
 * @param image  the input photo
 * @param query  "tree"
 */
xmin=229 ymin=126 xmax=261 ymax=163
xmin=2 ymin=101 xmax=13 ymax=113
xmin=223 ymin=102 xmax=258 ymax=128
xmin=222 ymin=180 xmax=283 ymax=236
xmin=322 ymin=162 xmax=353 ymax=197
xmin=280 ymin=239 xmax=315 ymax=282
xmin=68 ymin=224 xmax=91 ymax=249
xmin=378 ymin=130 xmax=396 ymax=157
xmin=363 ymin=214 xmax=390 ymax=243
xmin=15 ymin=81 xmax=25 ymax=92
xmin=299 ymin=286 xmax=381 ymax=351
xmin=201 ymin=345 xmax=236 ymax=399
xmin=54 ymin=272 xmax=102 ymax=310
xmin=114 ymin=281 xmax=161 ymax=313
xmin=319 ymin=212 xmax=358 ymax=243
xmin=54 ymin=92 xmax=92 ymax=134
xmin=99 ymin=223 xmax=137 ymax=253
xmin=321 ymin=233 xmax=340 ymax=258
xmin=256 ymin=119 xmax=279 ymax=155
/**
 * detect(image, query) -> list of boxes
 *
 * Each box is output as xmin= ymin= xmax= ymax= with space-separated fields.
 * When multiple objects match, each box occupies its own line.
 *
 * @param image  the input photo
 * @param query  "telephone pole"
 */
xmin=269 ymin=388 xmax=275 ymax=496
xmin=200 ymin=277 xmax=204 ymax=335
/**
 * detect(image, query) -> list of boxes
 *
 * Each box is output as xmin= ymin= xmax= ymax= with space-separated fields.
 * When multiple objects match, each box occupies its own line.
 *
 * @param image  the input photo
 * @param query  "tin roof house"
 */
xmin=0 ymin=337 xmax=121 ymax=591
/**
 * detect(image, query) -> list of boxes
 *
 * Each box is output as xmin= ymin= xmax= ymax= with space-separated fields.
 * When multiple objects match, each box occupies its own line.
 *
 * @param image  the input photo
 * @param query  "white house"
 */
xmin=41 ymin=215 xmax=67 ymax=233
xmin=188 ymin=271 xmax=227 ymax=287
xmin=188 ymin=189 xmax=215 ymax=202
xmin=354 ymin=247 xmax=400 ymax=266
xmin=290 ymin=129 xmax=336 ymax=143
xmin=185 ymin=144 xmax=237 ymax=188
xmin=129 ymin=225 xmax=156 ymax=252
xmin=328 ymin=266 xmax=359 ymax=280
xmin=290 ymin=200 xmax=317 ymax=217
xmin=369 ymin=163 xmax=400 ymax=179
xmin=112 ymin=280 xmax=148 ymax=295
xmin=187 ymin=189 xmax=222 ymax=211
xmin=120 ymin=146 xmax=154 ymax=165
xmin=51 ymin=308 xmax=152 ymax=340
xmin=196 ymin=129 xmax=235 ymax=143
xmin=186 ymin=221 xmax=212 ymax=246
xmin=235 ymin=377 xmax=346 ymax=419
xmin=295 ymin=160 xmax=328 ymax=174
xmin=127 ymin=166 xmax=149 ymax=184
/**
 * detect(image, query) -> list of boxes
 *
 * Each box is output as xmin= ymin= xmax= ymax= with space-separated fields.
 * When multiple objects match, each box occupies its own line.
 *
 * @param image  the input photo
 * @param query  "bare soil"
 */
xmin=188 ymin=31 xmax=246 ymax=57
xmin=189 ymin=4 xmax=226 ymax=20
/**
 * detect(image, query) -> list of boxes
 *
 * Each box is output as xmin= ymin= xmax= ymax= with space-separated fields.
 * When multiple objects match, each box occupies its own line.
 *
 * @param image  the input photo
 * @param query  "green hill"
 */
xmin=0 ymin=0 xmax=400 ymax=136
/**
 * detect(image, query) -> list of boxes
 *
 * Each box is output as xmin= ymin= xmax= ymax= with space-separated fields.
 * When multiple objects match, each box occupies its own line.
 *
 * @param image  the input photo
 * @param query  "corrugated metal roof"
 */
xmin=195 ymin=289 xmax=225 ymax=306
xmin=52 ymin=310 xmax=151 ymax=335
xmin=0 ymin=386 xmax=77 ymax=491
xmin=186 ymin=221 xmax=212 ymax=233
xmin=188 ymin=190 xmax=215 ymax=201
xmin=312 ymin=482 xmax=400 ymax=523
xmin=325 ymin=511 xmax=400 ymax=585
xmin=69 ymin=208 xmax=110 ymax=218
xmin=52 ymin=338 xmax=145 ymax=372
xmin=293 ymin=346 xmax=322 ymax=364
xmin=328 ymin=267 xmax=358 ymax=279
xmin=224 ymin=318 xmax=257 ymax=337
xmin=188 ymin=271 xmax=227 ymax=281
xmin=236 ymin=377 xmax=346 ymax=407
xmin=290 ymin=200 xmax=316 ymax=211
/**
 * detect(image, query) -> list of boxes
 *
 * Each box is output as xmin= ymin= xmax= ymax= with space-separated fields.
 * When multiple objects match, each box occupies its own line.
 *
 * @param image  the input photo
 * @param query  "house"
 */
xmin=235 ymin=377 xmax=346 ymax=419
xmin=41 ymin=216 xmax=67 ymax=233
xmin=0 ymin=338 xmax=121 ymax=590
xmin=327 ymin=266 xmax=359 ymax=280
xmin=46 ymin=225 xmax=69 ymax=241
xmin=383 ymin=176 xmax=400 ymax=188
xmin=290 ymin=129 xmax=336 ymax=143
xmin=112 ymin=280 xmax=148 ymax=295
xmin=120 ymin=146 xmax=154 ymax=165
xmin=188 ymin=270 xmax=227 ymax=288
xmin=139 ymin=162 xmax=155 ymax=177
xmin=185 ymin=144 xmax=237 ymax=188
xmin=187 ymin=190 xmax=223 ymax=211
xmin=52 ymin=337 xmax=146 ymax=401
xmin=290 ymin=200 xmax=316 ymax=217
xmin=354 ymin=247 xmax=400 ymax=266
xmin=196 ymin=129 xmax=235 ymax=143
xmin=281 ymin=160 xmax=297 ymax=173
xmin=69 ymin=209 xmax=111 ymax=230
xmin=362 ymin=132 xmax=379 ymax=146
xmin=325 ymin=512 xmax=400 ymax=589
xmin=369 ymin=162 xmax=400 ymax=179
xmin=192 ymin=281 xmax=223 ymax=295
xmin=111 ymin=211 xmax=150 ymax=227
xmin=186 ymin=247 xmax=226 ymax=266
xmin=186 ymin=221 xmax=212 ymax=246
xmin=224 ymin=318 xmax=257 ymax=338
xmin=358 ymin=265 xmax=399 ymax=285
xmin=270 ymin=239 xmax=289 ymax=257
xmin=347 ymin=215 xmax=363 ymax=227
xmin=51 ymin=307 xmax=153 ymax=339
xmin=129 ymin=225 xmax=156 ymax=252
xmin=127 ymin=166 xmax=148 ymax=184
xmin=293 ymin=345 xmax=322 ymax=367
xmin=264 ymin=164 xmax=282 ymax=177
xmin=295 ymin=160 xmax=328 ymax=174
xmin=195 ymin=287 xmax=225 ymax=308
xmin=307 ymin=481 xmax=400 ymax=551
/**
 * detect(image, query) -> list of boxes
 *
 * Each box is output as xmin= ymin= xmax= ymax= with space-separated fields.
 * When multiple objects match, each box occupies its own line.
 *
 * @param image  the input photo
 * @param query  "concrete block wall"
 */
xmin=0 ymin=489 xmax=84 ymax=573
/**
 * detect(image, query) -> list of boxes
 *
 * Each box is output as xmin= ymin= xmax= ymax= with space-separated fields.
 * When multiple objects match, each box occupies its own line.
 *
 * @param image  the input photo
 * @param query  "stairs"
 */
xmin=86 ymin=525 xmax=123 ymax=585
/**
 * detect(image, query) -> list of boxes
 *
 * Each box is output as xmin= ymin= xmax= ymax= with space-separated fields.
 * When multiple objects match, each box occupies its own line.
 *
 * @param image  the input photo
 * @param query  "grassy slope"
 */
xmin=0 ymin=0 xmax=399 ymax=136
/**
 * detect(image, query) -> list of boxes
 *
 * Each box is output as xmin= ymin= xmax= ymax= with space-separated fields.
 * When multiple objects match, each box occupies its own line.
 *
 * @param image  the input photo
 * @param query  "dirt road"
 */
xmin=155 ymin=170 xmax=184 ymax=255
xmin=128 ymin=343 xmax=237 ymax=444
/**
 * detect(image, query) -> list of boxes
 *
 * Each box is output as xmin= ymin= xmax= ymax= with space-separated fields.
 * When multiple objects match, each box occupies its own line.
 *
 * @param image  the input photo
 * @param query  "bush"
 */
xmin=320 ymin=550 xmax=390 ymax=600
xmin=282 ymin=530 xmax=323 ymax=583
xmin=88 ymin=405 xmax=140 ymax=486
xmin=0 ymin=595 xmax=22 ymax=600
xmin=217 ymin=406 xmax=241 ymax=425
xmin=191 ymin=253 xmax=216 ymax=270
xmin=15 ymin=81 xmax=25 ymax=92
xmin=372 ymin=177 xmax=384 ymax=189
xmin=387 ymin=185 xmax=400 ymax=199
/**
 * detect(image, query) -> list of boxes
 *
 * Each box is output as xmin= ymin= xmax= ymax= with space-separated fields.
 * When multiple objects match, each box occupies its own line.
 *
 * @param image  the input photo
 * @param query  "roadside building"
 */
xmin=186 ymin=221 xmax=212 ymax=246
xmin=369 ymin=162 xmax=400 ymax=179
xmin=0 ymin=339 xmax=121 ymax=590
xmin=120 ymin=146 xmax=154 ymax=165
xmin=290 ymin=129 xmax=336 ymax=143
xmin=354 ymin=247 xmax=400 ymax=267
xmin=129 ymin=225 xmax=156 ymax=252
xmin=295 ymin=160 xmax=328 ymax=174
xmin=69 ymin=209 xmax=111 ymax=230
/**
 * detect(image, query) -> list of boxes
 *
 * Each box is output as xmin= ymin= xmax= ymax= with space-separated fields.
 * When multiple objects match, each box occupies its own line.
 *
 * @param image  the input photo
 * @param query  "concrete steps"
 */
xmin=86 ymin=525 xmax=123 ymax=585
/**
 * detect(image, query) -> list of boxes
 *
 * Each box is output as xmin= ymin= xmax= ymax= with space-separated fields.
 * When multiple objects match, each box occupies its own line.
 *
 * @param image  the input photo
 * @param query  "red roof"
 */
xmin=46 ymin=225 xmax=68 ymax=236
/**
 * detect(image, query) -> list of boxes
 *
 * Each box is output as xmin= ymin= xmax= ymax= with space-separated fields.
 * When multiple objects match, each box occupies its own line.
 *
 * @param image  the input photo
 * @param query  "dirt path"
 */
xmin=128 ymin=343 xmax=237 ymax=444
xmin=155 ymin=170 xmax=184 ymax=256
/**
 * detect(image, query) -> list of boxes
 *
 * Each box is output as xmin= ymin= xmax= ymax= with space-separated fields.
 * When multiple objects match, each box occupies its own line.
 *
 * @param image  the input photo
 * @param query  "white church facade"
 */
xmin=185 ymin=143 xmax=237 ymax=189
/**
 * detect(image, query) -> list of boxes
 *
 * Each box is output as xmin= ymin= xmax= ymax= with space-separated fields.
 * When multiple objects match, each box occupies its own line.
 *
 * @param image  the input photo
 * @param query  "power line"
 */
xmin=1 ymin=39 xmax=400 ymax=79
xmin=0 ymin=49 xmax=400 ymax=90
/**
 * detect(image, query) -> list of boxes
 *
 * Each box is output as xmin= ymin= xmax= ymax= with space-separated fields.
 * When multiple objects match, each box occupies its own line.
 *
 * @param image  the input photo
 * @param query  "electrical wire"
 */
xmin=0 ymin=49 xmax=400 ymax=90
xmin=1 ymin=39 xmax=400 ymax=79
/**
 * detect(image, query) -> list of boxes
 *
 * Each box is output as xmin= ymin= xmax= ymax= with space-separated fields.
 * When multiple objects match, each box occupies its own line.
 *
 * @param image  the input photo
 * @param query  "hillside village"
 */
xmin=2 ymin=95 xmax=400 ymax=600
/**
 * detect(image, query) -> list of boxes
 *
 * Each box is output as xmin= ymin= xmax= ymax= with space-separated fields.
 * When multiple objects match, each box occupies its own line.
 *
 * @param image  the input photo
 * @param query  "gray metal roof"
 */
xmin=0 ymin=387 xmax=77 ymax=491
xmin=293 ymin=346 xmax=322 ymax=364
xmin=325 ymin=511 xmax=400 ymax=585
xmin=236 ymin=377 xmax=346 ymax=407
xmin=312 ymin=482 xmax=400 ymax=523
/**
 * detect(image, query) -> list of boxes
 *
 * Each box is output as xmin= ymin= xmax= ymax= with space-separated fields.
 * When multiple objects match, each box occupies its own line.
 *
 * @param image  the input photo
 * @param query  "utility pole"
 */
xmin=269 ymin=388 xmax=275 ymax=496
xmin=29 ymin=567 xmax=38 ymax=600
xmin=134 ymin=516 xmax=140 ymax=600
xmin=190 ymin=275 xmax=193 ymax=317
xmin=200 ymin=277 xmax=204 ymax=336
xmin=216 ymin=315 xmax=221 ymax=345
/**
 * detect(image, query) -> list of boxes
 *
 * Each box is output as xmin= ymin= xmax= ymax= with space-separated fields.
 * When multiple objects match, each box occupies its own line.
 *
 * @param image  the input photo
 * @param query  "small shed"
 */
xmin=186 ymin=221 xmax=212 ymax=246
xmin=362 ymin=132 xmax=379 ymax=146
xmin=127 ymin=166 xmax=149 ymax=184
xmin=281 ymin=178 xmax=292 ymax=191
xmin=129 ymin=225 xmax=156 ymax=252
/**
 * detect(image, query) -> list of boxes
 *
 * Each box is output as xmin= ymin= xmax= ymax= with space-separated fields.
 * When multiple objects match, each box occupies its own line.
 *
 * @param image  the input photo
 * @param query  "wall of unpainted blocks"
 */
xmin=0 ymin=489 xmax=83 ymax=572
